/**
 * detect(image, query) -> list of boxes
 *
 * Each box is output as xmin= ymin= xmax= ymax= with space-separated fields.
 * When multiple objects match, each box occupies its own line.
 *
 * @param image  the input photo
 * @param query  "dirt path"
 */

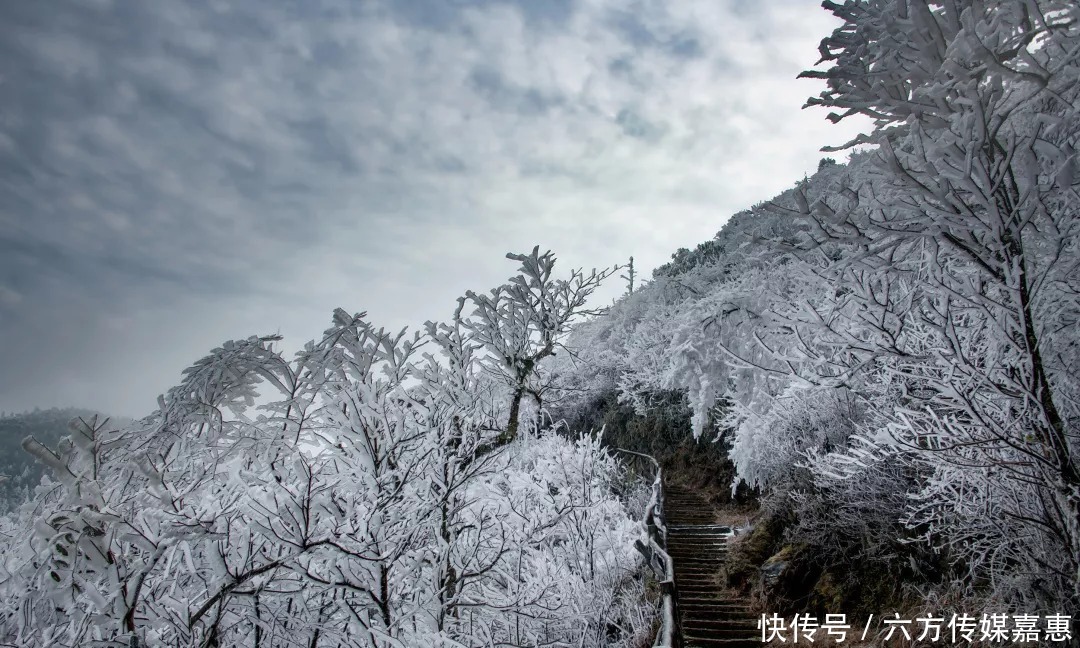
xmin=665 ymin=485 xmax=758 ymax=647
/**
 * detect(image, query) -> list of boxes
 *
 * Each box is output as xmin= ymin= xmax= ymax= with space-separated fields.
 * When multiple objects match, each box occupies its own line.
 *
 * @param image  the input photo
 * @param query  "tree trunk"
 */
xmin=500 ymin=387 xmax=525 ymax=445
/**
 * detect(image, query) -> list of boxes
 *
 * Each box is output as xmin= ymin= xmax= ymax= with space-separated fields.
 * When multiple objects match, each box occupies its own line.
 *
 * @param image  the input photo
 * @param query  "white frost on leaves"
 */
xmin=561 ymin=0 xmax=1080 ymax=614
xmin=0 ymin=254 xmax=653 ymax=648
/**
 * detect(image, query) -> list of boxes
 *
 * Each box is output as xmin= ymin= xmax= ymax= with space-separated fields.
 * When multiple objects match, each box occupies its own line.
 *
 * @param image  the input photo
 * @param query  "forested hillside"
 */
xmin=1 ymin=1 xmax=1078 ymax=647
xmin=554 ymin=0 xmax=1080 ymax=626
xmin=0 ymin=408 xmax=128 ymax=511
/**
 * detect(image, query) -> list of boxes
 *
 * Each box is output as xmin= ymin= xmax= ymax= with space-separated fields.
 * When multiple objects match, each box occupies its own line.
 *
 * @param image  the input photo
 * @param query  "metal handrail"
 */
xmin=615 ymin=449 xmax=682 ymax=648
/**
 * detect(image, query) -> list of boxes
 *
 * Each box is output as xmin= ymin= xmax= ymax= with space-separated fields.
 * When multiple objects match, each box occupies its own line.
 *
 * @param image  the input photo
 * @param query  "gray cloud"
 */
xmin=608 ymin=7 xmax=704 ymax=59
xmin=469 ymin=65 xmax=566 ymax=116
xmin=615 ymin=107 xmax=668 ymax=142
xmin=0 ymin=0 xmax=870 ymax=417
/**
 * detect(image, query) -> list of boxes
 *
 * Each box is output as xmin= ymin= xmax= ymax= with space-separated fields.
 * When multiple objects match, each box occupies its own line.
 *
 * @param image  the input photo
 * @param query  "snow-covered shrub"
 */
xmin=727 ymin=384 xmax=862 ymax=492
xmin=0 ymin=252 xmax=652 ymax=648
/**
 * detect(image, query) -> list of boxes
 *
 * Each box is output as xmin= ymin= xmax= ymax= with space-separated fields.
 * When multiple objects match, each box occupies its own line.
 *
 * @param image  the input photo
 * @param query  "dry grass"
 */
xmin=712 ymin=505 xmax=756 ymax=528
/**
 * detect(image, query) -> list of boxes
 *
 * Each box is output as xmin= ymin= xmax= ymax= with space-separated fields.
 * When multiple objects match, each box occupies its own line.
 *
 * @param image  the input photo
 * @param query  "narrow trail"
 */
xmin=664 ymin=485 xmax=758 ymax=648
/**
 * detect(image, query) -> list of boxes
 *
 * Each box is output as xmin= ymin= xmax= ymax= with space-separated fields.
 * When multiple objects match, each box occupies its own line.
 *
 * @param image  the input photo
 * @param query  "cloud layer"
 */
xmin=0 ymin=0 xmax=868 ymax=417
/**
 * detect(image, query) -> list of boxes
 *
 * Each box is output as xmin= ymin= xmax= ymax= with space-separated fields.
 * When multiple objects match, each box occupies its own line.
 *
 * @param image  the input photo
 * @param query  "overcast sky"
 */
xmin=1 ymin=0 xmax=867 ymax=418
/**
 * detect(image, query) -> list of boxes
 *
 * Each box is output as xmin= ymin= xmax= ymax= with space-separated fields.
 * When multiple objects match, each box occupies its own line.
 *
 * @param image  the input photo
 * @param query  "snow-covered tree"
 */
xmin=0 ymin=251 xmax=651 ymax=648
xmin=463 ymin=247 xmax=617 ymax=444
xmin=547 ymin=1 xmax=1080 ymax=616
xmin=769 ymin=0 xmax=1080 ymax=609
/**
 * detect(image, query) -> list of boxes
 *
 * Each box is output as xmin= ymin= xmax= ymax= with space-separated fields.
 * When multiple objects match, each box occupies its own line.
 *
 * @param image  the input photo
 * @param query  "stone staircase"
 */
xmin=664 ymin=486 xmax=758 ymax=648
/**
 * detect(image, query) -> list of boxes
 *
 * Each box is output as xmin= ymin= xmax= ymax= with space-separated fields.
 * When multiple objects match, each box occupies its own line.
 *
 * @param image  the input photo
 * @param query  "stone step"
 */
xmin=671 ymin=552 xmax=726 ymax=557
xmin=668 ymin=538 xmax=730 ymax=543
xmin=678 ymin=593 xmax=730 ymax=600
xmin=671 ymin=558 xmax=726 ymax=565
xmin=680 ymin=609 xmax=755 ymax=618
xmin=673 ymin=559 xmax=724 ymax=565
xmin=676 ymin=584 xmax=726 ymax=592
xmin=682 ymin=636 xmax=761 ymax=648
xmin=683 ymin=618 xmax=758 ymax=629
xmin=680 ymin=613 xmax=755 ymax=622
xmin=682 ymin=635 xmax=760 ymax=643
xmin=670 ymin=552 xmax=727 ymax=558
xmin=678 ymin=606 xmax=754 ymax=618
xmin=678 ymin=598 xmax=751 ymax=608
xmin=681 ymin=626 xmax=760 ymax=640
xmin=677 ymin=585 xmax=727 ymax=592
xmin=665 ymin=533 xmax=725 ymax=540
xmin=668 ymin=533 xmax=726 ymax=539
xmin=664 ymin=486 xmax=757 ymax=647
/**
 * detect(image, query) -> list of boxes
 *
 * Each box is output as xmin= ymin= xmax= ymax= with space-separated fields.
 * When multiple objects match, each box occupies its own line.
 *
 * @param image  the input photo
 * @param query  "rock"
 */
xmin=760 ymin=547 xmax=793 ymax=585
